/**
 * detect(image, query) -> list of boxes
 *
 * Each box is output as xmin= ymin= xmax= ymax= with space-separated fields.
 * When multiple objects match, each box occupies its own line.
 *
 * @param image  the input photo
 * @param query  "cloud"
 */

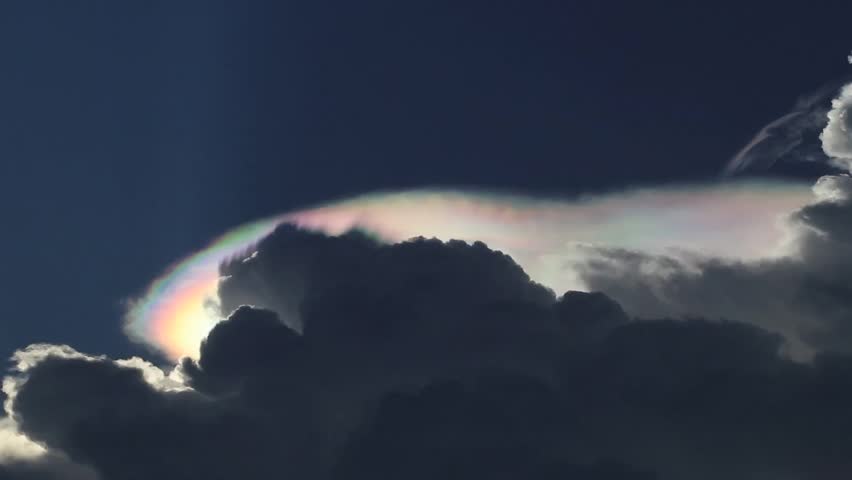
xmin=726 ymin=63 xmax=852 ymax=176
xmin=0 ymin=418 xmax=98 ymax=480
xmin=580 ymin=99 xmax=852 ymax=360
xmin=5 ymin=227 xmax=852 ymax=478
xmin=126 ymin=182 xmax=810 ymax=360
xmin=0 ymin=419 xmax=44 ymax=462
xmin=7 ymin=87 xmax=852 ymax=476
xmin=723 ymin=111 xmax=817 ymax=175
xmin=723 ymin=80 xmax=849 ymax=176
xmin=5 ymin=343 xmax=292 ymax=480
xmin=821 ymin=84 xmax=852 ymax=170
xmin=578 ymin=174 xmax=852 ymax=358
xmin=332 ymin=377 xmax=656 ymax=480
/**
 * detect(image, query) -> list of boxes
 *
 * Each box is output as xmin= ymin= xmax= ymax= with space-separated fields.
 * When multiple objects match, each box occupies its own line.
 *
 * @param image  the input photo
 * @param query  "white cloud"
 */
xmin=821 ymin=84 xmax=852 ymax=170
xmin=0 ymin=344 xmax=191 ymax=479
xmin=0 ymin=418 xmax=44 ymax=461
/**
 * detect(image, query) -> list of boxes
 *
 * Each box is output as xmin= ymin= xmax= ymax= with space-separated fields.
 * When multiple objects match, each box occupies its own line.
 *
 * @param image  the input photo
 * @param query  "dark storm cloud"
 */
xmin=4 ymin=342 xmax=327 ymax=480
xmin=5 ymin=226 xmax=852 ymax=479
xmin=216 ymin=228 xmax=560 ymax=382
xmin=331 ymin=377 xmax=656 ymax=480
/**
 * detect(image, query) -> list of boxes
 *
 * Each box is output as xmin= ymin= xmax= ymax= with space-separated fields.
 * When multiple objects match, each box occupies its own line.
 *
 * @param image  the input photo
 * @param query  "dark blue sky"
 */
xmin=0 ymin=1 xmax=850 ymax=361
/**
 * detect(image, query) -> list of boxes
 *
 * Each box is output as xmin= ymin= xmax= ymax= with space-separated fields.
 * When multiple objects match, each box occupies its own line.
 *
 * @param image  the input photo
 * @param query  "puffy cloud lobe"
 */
xmin=182 ymin=306 xmax=305 ymax=395
xmin=821 ymin=84 xmax=852 ymax=170
xmin=217 ymin=229 xmax=563 ymax=384
xmin=5 ymin=346 xmax=293 ymax=480
xmin=795 ymin=175 xmax=852 ymax=246
xmin=0 ymin=418 xmax=99 ymax=480
xmin=5 ymin=228 xmax=852 ymax=479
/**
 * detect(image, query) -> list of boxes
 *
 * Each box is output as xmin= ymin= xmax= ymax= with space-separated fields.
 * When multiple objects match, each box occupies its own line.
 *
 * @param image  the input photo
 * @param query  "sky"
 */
xmin=0 ymin=2 xmax=849 ymax=360
xmin=2 ymin=2 xmax=852 ymax=479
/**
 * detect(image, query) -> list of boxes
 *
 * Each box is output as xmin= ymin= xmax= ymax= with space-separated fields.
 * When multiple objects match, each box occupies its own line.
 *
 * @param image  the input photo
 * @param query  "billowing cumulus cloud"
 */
xmin=0 ymin=396 xmax=98 ymax=480
xmin=125 ymin=182 xmax=810 ymax=360
xmin=821 ymin=84 xmax=852 ymax=170
xmin=4 ymin=219 xmax=852 ymax=478
xmin=579 ymin=105 xmax=852 ymax=359
xmin=3 ymin=86 xmax=852 ymax=478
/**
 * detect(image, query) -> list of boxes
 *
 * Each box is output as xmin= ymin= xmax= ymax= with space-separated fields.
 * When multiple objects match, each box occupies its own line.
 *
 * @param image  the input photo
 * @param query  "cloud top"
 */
xmin=124 ymin=183 xmax=810 ymax=360
xmin=821 ymin=84 xmax=852 ymax=170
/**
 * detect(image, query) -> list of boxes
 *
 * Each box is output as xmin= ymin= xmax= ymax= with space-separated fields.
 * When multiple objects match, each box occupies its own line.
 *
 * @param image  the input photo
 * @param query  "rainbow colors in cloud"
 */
xmin=125 ymin=182 xmax=812 ymax=360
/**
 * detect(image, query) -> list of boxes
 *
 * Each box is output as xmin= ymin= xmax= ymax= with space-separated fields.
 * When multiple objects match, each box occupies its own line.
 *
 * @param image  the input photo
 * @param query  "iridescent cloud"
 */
xmin=125 ymin=181 xmax=812 ymax=360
